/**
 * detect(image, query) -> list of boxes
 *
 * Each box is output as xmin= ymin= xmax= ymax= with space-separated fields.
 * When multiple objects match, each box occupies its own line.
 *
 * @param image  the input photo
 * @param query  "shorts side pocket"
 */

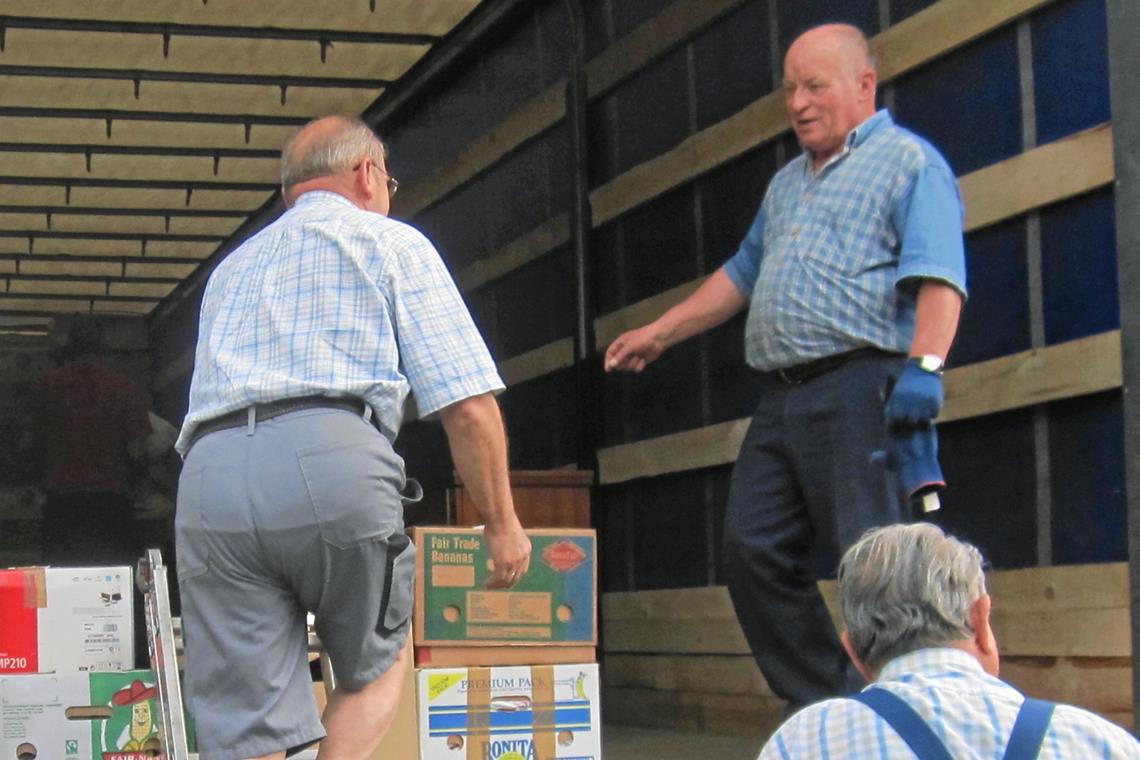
xmin=377 ymin=534 xmax=416 ymax=634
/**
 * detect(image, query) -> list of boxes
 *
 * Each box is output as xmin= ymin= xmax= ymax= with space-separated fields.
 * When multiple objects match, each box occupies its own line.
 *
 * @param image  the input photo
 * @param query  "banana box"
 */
xmin=417 ymin=663 xmax=600 ymax=760
xmin=0 ymin=669 xmax=195 ymax=759
xmin=412 ymin=528 xmax=596 ymax=648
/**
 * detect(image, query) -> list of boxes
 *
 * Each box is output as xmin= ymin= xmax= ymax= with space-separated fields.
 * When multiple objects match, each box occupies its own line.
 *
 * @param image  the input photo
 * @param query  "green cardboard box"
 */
xmin=0 ymin=669 xmax=195 ymax=759
xmin=412 ymin=527 xmax=596 ymax=647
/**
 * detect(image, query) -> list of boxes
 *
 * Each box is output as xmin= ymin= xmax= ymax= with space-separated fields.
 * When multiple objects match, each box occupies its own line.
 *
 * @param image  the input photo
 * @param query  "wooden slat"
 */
xmin=0 ymin=186 xmax=273 ymax=211
xmin=602 ymin=686 xmax=784 ymax=738
xmin=0 ymin=29 xmax=423 ymax=81
xmin=604 ymin=653 xmax=771 ymax=697
xmin=961 ymin=124 xmax=1114 ymax=231
xmin=597 ymin=329 xmax=1121 ymax=484
xmin=498 ymin=337 xmax=575 ymax=387
xmin=23 ymin=240 xmax=217 ymax=258
xmin=0 ymin=0 xmax=478 ymax=36
xmin=0 ymin=296 xmax=154 ymax=313
xmin=583 ymin=0 xmax=749 ymax=98
xmin=0 ymin=76 xmax=379 ymax=119
xmin=0 ymin=117 xmax=296 ymax=152
xmin=1001 ymin=657 xmax=1132 ymax=714
xmin=872 ymin=0 xmax=1053 ymax=83
xmin=0 ymin=153 xmax=279 ymax=184
xmin=941 ymin=330 xmax=1122 ymax=423
xmin=8 ymin=260 xmax=195 ymax=279
xmin=0 ymin=213 xmax=240 ymax=237
xmin=594 ymin=276 xmax=706 ymax=349
xmin=394 ymin=83 xmax=567 ymax=218
xmin=455 ymin=214 xmax=570 ymax=292
xmin=597 ymin=418 xmax=749 ymax=486
xmin=128 ymin=261 xmax=201 ymax=278
xmin=602 ymin=564 xmax=1130 ymax=657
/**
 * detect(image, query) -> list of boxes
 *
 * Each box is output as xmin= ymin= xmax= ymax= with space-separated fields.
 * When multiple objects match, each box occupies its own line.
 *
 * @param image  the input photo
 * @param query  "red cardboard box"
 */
xmin=0 ymin=566 xmax=134 ymax=673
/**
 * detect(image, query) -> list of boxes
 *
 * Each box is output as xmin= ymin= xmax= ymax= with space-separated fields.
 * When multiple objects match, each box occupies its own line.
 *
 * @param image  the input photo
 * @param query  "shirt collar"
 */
xmin=877 ymin=647 xmax=986 ymax=683
xmin=805 ymin=108 xmax=893 ymax=175
xmin=290 ymin=189 xmax=356 ymax=210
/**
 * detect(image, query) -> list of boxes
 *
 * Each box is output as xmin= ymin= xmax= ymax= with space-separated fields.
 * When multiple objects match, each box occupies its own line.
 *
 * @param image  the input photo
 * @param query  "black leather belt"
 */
xmin=775 ymin=347 xmax=898 ymax=385
xmin=187 ymin=395 xmax=369 ymax=451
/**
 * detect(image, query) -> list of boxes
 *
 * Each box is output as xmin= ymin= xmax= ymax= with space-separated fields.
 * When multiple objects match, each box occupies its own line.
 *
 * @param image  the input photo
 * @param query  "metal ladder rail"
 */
xmin=137 ymin=548 xmax=191 ymax=760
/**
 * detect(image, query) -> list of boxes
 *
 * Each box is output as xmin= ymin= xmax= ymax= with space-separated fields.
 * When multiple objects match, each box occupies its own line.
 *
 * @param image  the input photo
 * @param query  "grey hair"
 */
xmin=838 ymin=523 xmax=987 ymax=672
xmin=280 ymin=116 xmax=387 ymax=189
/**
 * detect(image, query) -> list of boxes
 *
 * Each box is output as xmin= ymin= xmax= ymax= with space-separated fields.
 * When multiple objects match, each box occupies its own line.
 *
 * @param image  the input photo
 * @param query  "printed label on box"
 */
xmin=418 ymin=664 xmax=600 ymax=760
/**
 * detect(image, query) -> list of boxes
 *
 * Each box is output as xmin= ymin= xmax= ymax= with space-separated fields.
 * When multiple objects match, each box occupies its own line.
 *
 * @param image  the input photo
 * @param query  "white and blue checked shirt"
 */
xmin=759 ymin=648 xmax=1140 ymax=759
xmin=724 ymin=110 xmax=967 ymax=371
xmin=175 ymin=191 xmax=503 ymax=454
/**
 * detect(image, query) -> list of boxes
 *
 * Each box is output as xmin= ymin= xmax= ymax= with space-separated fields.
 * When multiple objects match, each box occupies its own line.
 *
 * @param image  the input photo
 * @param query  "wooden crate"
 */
xmin=450 ymin=469 xmax=593 ymax=528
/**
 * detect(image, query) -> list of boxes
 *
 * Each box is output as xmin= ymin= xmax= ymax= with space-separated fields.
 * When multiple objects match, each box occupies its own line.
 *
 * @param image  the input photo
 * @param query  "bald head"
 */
xmin=280 ymin=115 xmax=393 ymax=213
xmin=281 ymin=116 xmax=385 ymax=192
xmin=782 ymin=24 xmax=878 ymax=168
xmin=787 ymin=24 xmax=875 ymax=78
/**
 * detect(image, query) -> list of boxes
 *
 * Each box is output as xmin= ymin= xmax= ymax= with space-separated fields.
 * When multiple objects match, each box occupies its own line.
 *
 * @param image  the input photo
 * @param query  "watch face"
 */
xmin=918 ymin=355 xmax=943 ymax=372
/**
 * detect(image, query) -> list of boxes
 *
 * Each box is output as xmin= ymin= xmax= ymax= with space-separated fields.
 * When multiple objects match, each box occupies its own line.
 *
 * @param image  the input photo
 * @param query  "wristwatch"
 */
xmin=909 ymin=354 xmax=944 ymax=374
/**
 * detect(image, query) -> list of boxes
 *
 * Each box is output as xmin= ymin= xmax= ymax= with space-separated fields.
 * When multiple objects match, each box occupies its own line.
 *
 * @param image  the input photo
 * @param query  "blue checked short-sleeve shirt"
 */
xmin=759 ymin=648 xmax=1140 ymax=760
xmin=724 ymin=110 xmax=967 ymax=371
xmin=175 ymin=191 xmax=503 ymax=454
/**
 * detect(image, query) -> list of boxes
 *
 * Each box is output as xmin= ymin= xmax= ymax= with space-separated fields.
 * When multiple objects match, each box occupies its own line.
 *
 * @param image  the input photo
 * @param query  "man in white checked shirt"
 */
xmin=174 ymin=116 xmax=530 ymax=760
xmin=760 ymin=523 xmax=1139 ymax=759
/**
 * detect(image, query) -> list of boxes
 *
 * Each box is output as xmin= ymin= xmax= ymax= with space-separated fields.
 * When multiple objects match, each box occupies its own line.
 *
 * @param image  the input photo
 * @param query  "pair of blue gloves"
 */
xmin=874 ymin=361 xmax=946 ymax=511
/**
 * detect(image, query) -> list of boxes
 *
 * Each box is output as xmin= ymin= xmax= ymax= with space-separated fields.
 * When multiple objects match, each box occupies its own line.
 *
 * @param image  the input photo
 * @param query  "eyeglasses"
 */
xmin=352 ymin=159 xmax=399 ymax=197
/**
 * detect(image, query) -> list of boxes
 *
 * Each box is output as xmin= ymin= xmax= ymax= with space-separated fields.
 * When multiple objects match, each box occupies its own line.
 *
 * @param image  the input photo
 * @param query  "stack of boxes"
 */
xmin=0 ymin=565 xmax=192 ymax=759
xmin=405 ymin=469 xmax=601 ymax=760
xmin=411 ymin=527 xmax=601 ymax=760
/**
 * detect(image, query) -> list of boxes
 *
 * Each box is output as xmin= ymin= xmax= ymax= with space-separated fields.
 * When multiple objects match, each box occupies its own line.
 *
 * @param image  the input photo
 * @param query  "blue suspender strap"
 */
xmin=1001 ymin=698 xmax=1055 ymax=760
xmin=849 ymin=688 xmax=955 ymax=760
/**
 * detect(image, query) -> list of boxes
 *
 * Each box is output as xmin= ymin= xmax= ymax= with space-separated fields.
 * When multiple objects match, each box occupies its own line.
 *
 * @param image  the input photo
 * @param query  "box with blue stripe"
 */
xmin=417 ymin=663 xmax=601 ymax=760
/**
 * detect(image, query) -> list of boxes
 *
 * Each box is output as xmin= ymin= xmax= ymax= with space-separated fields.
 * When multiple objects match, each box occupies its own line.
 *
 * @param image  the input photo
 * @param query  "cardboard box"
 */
xmin=312 ymin=634 xmax=419 ymax=759
xmin=414 ymin=646 xmax=596 ymax=669
xmin=412 ymin=528 xmax=596 ymax=648
xmin=0 ymin=669 xmax=195 ymax=759
xmin=417 ymin=663 xmax=601 ymax=760
xmin=0 ymin=566 xmax=134 ymax=673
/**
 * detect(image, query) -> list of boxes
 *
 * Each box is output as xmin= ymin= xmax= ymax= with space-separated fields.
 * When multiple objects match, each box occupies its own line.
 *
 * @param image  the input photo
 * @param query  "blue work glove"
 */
xmin=870 ymin=424 xmax=946 ymax=511
xmin=885 ymin=360 xmax=944 ymax=428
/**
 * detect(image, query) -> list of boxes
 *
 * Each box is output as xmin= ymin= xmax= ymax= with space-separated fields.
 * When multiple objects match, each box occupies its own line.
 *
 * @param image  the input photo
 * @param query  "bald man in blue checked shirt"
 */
xmin=174 ymin=116 xmax=530 ymax=760
xmin=760 ymin=523 xmax=1140 ymax=759
xmin=606 ymin=24 xmax=966 ymax=712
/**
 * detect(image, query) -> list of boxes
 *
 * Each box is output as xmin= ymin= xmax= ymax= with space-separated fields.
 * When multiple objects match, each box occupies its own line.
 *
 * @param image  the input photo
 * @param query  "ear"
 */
xmin=840 ymin=630 xmax=877 ymax=683
xmin=970 ymin=594 xmax=1000 ymax=677
xmin=859 ymin=67 xmax=878 ymax=103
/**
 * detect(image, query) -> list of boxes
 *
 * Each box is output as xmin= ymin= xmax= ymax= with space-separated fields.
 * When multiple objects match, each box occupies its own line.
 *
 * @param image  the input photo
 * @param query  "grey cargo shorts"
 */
xmin=175 ymin=405 xmax=417 ymax=760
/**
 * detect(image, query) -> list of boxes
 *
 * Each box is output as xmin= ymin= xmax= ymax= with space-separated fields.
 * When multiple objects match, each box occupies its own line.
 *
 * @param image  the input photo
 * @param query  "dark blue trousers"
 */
xmin=723 ymin=352 xmax=908 ymax=710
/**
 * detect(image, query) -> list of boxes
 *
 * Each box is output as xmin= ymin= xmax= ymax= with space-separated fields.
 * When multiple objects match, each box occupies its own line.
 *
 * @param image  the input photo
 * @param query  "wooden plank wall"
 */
xmin=602 ymin=564 xmax=1133 ymax=739
xmin=364 ymin=0 xmax=1128 ymax=735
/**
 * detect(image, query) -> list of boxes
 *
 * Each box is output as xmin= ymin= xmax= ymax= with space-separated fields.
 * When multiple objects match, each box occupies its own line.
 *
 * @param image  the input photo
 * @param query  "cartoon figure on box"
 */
xmin=103 ymin=679 xmax=161 ymax=757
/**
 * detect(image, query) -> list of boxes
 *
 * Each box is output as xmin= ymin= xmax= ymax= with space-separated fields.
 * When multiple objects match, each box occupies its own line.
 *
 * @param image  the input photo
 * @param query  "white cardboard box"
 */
xmin=417 ymin=663 xmax=601 ymax=760
xmin=0 ymin=566 xmax=134 ymax=673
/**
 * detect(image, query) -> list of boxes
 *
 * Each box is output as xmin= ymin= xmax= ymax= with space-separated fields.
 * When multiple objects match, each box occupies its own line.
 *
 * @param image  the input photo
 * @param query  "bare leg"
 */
xmin=246 ymin=753 xmax=285 ymax=760
xmin=317 ymin=644 xmax=409 ymax=759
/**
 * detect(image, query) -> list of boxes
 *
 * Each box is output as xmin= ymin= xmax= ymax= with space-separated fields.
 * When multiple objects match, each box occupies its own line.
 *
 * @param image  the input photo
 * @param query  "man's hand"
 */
xmin=483 ymin=516 xmax=532 ymax=589
xmin=885 ymin=361 xmax=943 ymax=427
xmin=604 ymin=324 xmax=666 ymax=373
